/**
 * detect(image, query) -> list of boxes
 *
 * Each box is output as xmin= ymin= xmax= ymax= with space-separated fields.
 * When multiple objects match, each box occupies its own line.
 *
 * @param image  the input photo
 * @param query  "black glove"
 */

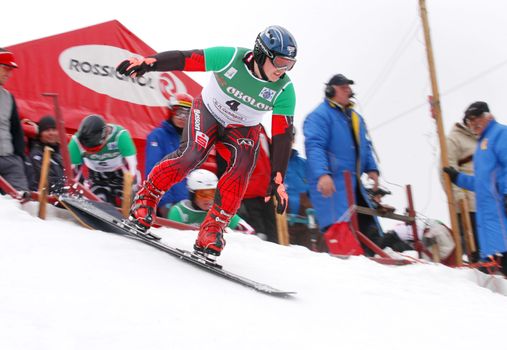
xmin=265 ymin=172 xmax=288 ymax=214
xmin=116 ymin=57 xmax=157 ymax=77
xmin=442 ymin=166 xmax=459 ymax=184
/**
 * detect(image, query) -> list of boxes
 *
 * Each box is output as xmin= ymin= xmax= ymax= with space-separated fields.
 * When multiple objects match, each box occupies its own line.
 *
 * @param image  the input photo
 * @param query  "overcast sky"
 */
xmin=3 ymin=0 xmax=507 ymax=226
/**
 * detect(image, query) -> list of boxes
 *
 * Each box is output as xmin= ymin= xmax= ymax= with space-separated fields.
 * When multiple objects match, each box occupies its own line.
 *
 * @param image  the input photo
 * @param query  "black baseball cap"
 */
xmin=327 ymin=74 xmax=354 ymax=86
xmin=464 ymin=101 xmax=489 ymax=119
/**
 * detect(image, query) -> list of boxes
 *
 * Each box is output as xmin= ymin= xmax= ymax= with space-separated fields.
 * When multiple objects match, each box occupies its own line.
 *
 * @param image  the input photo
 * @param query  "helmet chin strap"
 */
xmin=257 ymin=61 xmax=270 ymax=81
xmin=251 ymin=51 xmax=270 ymax=81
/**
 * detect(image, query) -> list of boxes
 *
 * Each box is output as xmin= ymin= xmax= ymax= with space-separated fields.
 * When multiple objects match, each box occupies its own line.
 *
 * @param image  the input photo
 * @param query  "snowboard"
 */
xmin=59 ymin=195 xmax=295 ymax=297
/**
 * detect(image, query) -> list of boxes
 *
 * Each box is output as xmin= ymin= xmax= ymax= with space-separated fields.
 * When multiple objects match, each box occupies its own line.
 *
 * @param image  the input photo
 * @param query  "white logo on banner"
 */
xmin=59 ymin=45 xmax=188 ymax=106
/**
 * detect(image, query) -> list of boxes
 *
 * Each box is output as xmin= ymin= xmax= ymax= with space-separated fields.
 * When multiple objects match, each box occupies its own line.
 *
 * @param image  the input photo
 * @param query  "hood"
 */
xmin=450 ymin=122 xmax=477 ymax=140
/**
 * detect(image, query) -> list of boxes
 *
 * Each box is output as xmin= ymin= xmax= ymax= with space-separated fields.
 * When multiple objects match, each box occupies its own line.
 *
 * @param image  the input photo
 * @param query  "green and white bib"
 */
xmin=201 ymin=47 xmax=296 ymax=127
xmin=168 ymin=200 xmax=242 ymax=229
xmin=68 ymin=124 xmax=136 ymax=173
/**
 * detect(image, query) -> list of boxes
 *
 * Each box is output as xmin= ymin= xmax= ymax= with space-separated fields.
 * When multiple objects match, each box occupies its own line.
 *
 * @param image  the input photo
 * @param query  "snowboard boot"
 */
xmin=194 ymin=206 xmax=232 ymax=257
xmin=129 ymin=179 xmax=164 ymax=232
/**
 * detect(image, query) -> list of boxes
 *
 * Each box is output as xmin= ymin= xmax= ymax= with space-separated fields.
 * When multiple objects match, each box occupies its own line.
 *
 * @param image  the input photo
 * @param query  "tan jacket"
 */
xmin=444 ymin=123 xmax=477 ymax=212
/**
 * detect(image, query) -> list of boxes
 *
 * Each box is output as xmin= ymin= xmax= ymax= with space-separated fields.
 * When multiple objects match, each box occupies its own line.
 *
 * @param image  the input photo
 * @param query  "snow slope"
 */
xmin=1 ymin=195 xmax=506 ymax=350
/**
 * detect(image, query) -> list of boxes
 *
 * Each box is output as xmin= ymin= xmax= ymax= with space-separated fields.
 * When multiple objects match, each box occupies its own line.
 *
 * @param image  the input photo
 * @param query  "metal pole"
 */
xmin=344 ymin=171 xmax=391 ymax=258
xmin=406 ymin=184 xmax=434 ymax=259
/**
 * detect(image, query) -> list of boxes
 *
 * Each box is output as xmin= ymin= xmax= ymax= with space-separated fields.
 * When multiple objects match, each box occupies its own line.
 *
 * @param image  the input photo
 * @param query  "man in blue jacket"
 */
xmin=304 ymin=74 xmax=382 ymax=254
xmin=145 ymin=93 xmax=193 ymax=217
xmin=444 ymin=101 xmax=507 ymax=275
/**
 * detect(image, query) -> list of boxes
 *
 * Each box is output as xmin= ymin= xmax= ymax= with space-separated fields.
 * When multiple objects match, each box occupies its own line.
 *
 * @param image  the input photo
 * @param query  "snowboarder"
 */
xmin=169 ymin=169 xmax=255 ymax=235
xmin=68 ymin=114 xmax=140 ymax=206
xmin=116 ymin=25 xmax=297 ymax=257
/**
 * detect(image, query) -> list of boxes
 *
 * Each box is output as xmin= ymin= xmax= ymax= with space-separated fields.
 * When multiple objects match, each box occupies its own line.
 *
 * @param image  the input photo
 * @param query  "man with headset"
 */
xmin=303 ymin=74 xmax=382 ymax=255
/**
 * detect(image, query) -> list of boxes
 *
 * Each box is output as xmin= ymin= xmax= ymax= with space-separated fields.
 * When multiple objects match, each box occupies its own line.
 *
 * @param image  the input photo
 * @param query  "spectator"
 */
xmin=444 ymin=116 xmax=479 ymax=260
xmin=234 ymin=125 xmax=278 ymax=242
xmin=285 ymin=129 xmax=316 ymax=249
xmin=146 ymin=92 xmax=194 ymax=217
xmin=304 ymin=74 xmax=383 ymax=255
xmin=169 ymin=169 xmax=255 ymax=235
xmin=68 ymin=114 xmax=139 ymax=206
xmin=29 ymin=116 xmax=65 ymax=194
xmin=444 ymin=101 xmax=507 ymax=275
xmin=0 ymin=48 xmax=29 ymax=191
xmin=116 ymin=25 xmax=297 ymax=258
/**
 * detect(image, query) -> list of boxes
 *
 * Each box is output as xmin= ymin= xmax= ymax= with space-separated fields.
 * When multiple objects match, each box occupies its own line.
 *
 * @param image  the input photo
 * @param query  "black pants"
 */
xmin=288 ymin=223 xmax=314 ymax=249
xmin=356 ymin=188 xmax=381 ymax=256
xmin=88 ymin=169 xmax=125 ymax=206
xmin=501 ymin=254 xmax=507 ymax=276
xmin=0 ymin=155 xmax=29 ymax=191
xmin=238 ymin=197 xmax=278 ymax=243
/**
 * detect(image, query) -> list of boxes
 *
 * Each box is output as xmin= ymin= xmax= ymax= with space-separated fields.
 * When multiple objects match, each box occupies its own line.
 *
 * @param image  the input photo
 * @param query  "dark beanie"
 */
xmin=38 ymin=115 xmax=57 ymax=134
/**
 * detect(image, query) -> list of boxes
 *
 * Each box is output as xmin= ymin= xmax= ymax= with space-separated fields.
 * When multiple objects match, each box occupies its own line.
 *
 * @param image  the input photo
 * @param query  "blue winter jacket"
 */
xmin=285 ymin=149 xmax=309 ymax=215
xmin=304 ymin=99 xmax=380 ymax=230
xmin=456 ymin=120 xmax=507 ymax=258
xmin=145 ymin=120 xmax=188 ymax=208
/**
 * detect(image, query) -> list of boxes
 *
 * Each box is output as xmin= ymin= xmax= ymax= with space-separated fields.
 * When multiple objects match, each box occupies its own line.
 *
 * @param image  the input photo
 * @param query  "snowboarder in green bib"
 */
xmin=116 ymin=25 xmax=297 ymax=259
xmin=169 ymin=169 xmax=255 ymax=235
xmin=68 ymin=115 xmax=140 ymax=206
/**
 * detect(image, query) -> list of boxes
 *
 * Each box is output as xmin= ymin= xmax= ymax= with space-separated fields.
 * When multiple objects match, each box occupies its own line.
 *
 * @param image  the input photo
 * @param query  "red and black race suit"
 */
xmin=148 ymin=95 xmax=261 ymax=216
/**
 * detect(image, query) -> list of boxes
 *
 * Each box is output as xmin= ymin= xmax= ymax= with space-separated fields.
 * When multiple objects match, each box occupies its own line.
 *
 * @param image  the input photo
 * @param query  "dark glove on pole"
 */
xmin=265 ymin=171 xmax=288 ymax=214
xmin=442 ymin=166 xmax=459 ymax=184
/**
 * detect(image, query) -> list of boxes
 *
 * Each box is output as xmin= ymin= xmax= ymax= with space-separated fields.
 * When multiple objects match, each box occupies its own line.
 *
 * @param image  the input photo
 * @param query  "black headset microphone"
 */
xmin=324 ymin=84 xmax=335 ymax=98
xmin=324 ymin=84 xmax=356 ymax=99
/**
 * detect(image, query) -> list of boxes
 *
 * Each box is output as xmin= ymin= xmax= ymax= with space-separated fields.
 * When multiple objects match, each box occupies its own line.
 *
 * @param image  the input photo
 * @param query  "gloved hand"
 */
xmin=442 ymin=166 xmax=459 ymax=184
xmin=265 ymin=172 xmax=288 ymax=214
xmin=116 ymin=57 xmax=157 ymax=77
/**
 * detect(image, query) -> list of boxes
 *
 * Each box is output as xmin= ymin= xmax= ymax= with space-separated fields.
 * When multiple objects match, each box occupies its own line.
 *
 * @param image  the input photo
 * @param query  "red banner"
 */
xmin=6 ymin=20 xmax=202 ymax=176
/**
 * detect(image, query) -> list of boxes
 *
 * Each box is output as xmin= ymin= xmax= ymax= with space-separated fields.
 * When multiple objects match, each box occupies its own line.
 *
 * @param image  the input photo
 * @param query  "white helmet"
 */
xmin=186 ymin=169 xmax=218 ymax=191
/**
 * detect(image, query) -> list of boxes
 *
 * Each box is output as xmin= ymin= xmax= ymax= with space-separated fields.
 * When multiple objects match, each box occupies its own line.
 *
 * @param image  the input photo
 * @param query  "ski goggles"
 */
xmin=194 ymin=189 xmax=216 ymax=200
xmin=83 ymin=143 xmax=105 ymax=154
xmin=174 ymin=107 xmax=190 ymax=120
xmin=271 ymin=55 xmax=296 ymax=71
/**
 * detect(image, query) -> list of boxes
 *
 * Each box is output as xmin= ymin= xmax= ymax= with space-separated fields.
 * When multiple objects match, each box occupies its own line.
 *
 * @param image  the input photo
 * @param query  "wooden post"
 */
xmin=121 ymin=172 xmax=134 ymax=218
xmin=459 ymin=198 xmax=476 ymax=256
xmin=42 ymin=93 xmax=73 ymax=186
xmin=38 ymin=146 xmax=54 ymax=219
xmin=273 ymin=196 xmax=289 ymax=245
xmin=419 ymin=0 xmax=462 ymax=264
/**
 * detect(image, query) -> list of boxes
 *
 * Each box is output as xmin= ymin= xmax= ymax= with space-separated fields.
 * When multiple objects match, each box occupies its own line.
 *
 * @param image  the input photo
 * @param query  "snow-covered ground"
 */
xmin=1 ymin=195 xmax=506 ymax=350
